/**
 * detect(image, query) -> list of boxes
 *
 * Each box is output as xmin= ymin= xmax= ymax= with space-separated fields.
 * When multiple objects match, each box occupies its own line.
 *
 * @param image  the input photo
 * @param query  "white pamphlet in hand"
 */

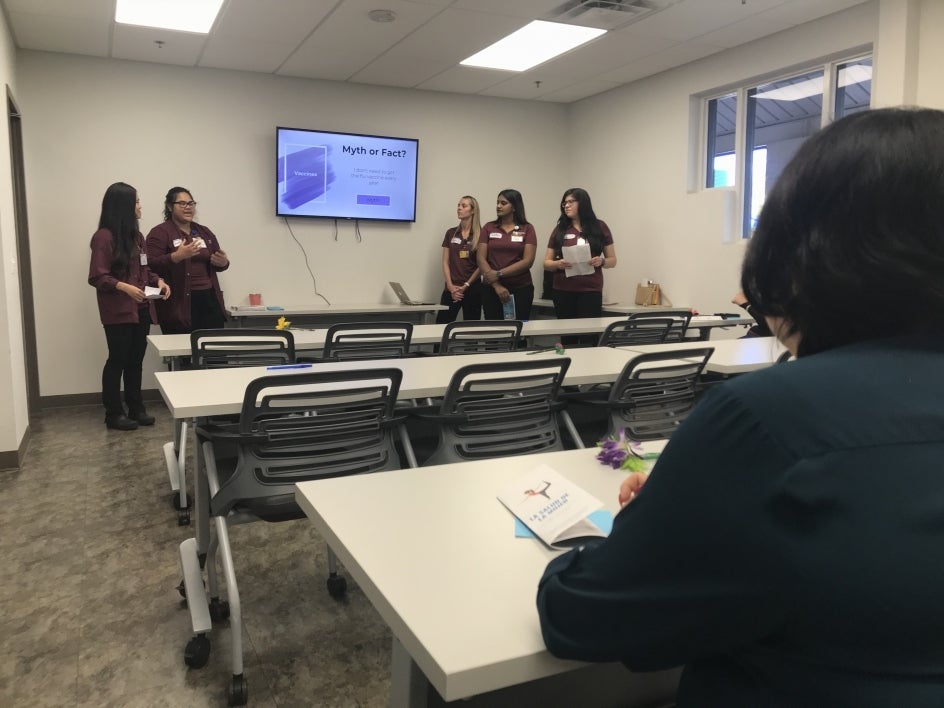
xmin=144 ymin=286 xmax=163 ymax=300
xmin=561 ymin=243 xmax=594 ymax=277
xmin=497 ymin=465 xmax=607 ymax=548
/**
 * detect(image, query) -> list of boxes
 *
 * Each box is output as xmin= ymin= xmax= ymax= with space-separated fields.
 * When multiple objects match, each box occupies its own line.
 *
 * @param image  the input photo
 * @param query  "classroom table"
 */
xmin=227 ymin=303 xmax=446 ymax=327
xmin=147 ymin=315 xmax=751 ymax=362
xmin=294 ymin=447 xmax=681 ymax=707
xmin=620 ymin=336 xmax=787 ymax=375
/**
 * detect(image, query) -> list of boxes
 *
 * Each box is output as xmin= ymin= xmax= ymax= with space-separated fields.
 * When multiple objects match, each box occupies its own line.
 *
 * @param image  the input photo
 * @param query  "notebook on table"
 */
xmin=389 ymin=281 xmax=434 ymax=306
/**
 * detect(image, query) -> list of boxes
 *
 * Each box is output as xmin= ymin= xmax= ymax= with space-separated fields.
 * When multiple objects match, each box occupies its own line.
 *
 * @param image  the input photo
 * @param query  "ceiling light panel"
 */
xmin=460 ymin=20 xmax=605 ymax=72
xmin=116 ymin=0 xmax=225 ymax=34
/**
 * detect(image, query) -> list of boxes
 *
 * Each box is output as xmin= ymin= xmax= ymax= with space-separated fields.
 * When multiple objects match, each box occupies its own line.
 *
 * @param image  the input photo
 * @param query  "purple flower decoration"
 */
xmin=595 ymin=429 xmax=646 ymax=472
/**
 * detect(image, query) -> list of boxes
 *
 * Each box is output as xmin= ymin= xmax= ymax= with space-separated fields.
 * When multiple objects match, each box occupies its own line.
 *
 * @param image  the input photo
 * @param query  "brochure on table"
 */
xmin=497 ymin=465 xmax=607 ymax=548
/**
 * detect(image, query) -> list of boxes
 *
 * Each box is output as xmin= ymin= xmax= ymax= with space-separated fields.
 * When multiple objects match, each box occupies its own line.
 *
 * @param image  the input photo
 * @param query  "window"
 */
xmin=704 ymin=53 xmax=871 ymax=238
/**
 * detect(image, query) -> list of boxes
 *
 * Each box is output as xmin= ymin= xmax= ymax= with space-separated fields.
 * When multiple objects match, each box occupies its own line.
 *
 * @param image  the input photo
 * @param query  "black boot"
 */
xmin=105 ymin=414 xmax=139 ymax=431
xmin=128 ymin=408 xmax=155 ymax=426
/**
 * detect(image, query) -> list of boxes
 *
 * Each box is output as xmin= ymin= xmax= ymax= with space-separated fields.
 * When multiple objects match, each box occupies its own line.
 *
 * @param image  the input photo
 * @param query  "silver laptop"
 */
xmin=389 ymin=281 xmax=434 ymax=306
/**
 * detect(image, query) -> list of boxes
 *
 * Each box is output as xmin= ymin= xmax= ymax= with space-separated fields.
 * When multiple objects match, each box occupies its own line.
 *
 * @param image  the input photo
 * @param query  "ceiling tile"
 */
xmin=112 ymin=23 xmax=206 ymax=66
xmin=7 ymin=11 xmax=109 ymax=56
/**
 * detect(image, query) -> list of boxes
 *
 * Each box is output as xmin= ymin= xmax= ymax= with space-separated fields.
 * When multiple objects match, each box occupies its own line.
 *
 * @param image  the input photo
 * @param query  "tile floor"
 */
xmin=0 ymin=404 xmax=392 ymax=707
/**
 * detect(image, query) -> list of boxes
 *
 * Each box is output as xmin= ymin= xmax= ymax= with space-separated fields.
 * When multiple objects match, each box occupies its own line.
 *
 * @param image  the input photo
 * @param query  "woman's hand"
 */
xmin=558 ymin=259 xmax=572 ymax=271
xmin=618 ymin=473 xmax=648 ymax=507
xmin=483 ymin=269 xmax=499 ymax=285
xmin=591 ymin=256 xmax=605 ymax=268
xmin=494 ymin=284 xmax=511 ymax=303
xmin=117 ymin=282 xmax=146 ymax=303
xmin=158 ymin=279 xmax=172 ymax=300
xmin=171 ymin=240 xmax=202 ymax=263
xmin=210 ymin=249 xmax=229 ymax=268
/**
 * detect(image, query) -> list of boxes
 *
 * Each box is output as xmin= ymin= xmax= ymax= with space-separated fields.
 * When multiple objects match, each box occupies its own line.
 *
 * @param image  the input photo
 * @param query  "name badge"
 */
xmin=576 ymin=237 xmax=587 ymax=245
xmin=139 ymin=253 xmax=148 ymax=266
xmin=192 ymin=237 xmax=207 ymax=249
xmin=172 ymin=238 xmax=182 ymax=247
xmin=451 ymin=237 xmax=462 ymax=245
xmin=564 ymin=234 xmax=576 ymax=240
xmin=459 ymin=250 xmax=469 ymax=259
xmin=489 ymin=232 xmax=503 ymax=239
xmin=511 ymin=235 xmax=524 ymax=243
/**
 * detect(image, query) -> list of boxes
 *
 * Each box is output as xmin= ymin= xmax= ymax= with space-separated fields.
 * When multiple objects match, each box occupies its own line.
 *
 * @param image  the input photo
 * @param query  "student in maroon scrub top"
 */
xmin=436 ymin=195 xmax=483 ymax=324
xmin=543 ymin=187 xmax=617 ymax=343
xmin=145 ymin=187 xmax=230 ymax=334
xmin=88 ymin=182 xmax=170 ymax=430
xmin=477 ymin=189 xmax=537 ymax=320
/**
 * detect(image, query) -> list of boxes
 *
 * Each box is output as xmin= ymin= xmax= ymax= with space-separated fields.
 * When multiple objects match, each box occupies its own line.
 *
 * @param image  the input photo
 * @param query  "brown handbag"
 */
xmin=634 ymin=282 xmax=661 ymax=306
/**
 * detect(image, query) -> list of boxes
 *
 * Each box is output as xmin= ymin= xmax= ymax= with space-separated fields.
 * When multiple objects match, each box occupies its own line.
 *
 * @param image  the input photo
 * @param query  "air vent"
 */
xmin=545 ymin=0 xmax=684 ymax=31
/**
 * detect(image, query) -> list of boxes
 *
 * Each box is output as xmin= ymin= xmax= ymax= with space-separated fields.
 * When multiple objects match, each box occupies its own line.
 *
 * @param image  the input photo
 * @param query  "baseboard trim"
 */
xmin=0 ymin=422 xmax=31 ymax=471
xmin=38 ymin=388 xmax=163 ymax=410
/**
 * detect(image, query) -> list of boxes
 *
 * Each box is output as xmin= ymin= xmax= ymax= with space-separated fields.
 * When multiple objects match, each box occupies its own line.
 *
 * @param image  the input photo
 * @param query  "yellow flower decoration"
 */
xmin=275 ymin=316 xmax=291 ymax=330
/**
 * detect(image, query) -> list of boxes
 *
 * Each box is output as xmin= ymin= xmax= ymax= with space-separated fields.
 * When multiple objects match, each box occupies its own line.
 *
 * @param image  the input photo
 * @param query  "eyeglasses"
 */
xmin=561 ymin=199 xmax=578 ymax=206
xmin=172 ymin=200 xmax=197 ymax=208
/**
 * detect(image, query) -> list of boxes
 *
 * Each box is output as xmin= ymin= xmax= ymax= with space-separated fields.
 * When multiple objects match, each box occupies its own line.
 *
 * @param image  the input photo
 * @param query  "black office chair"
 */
xmin=597 ymin=319 xmax=673 ymax=347
xmin=627 ymin=310 xmax=693 ymax=342
xmin=563 ymin=348 xmax=713 ymax=445
xmin=165 ymin=330 xmax=297 ymax=525
xmin=322 ymin=321 xmax=413 ymax=360
xmin=180 ymin=368 xmax=404 ymax=706
xmin=411 ymin=358 xmax=571 ymax=466
xmin=439 ymin=319 xmax=522 ymax=355
xmin=190 ymin=328 xmax=296 ymax=368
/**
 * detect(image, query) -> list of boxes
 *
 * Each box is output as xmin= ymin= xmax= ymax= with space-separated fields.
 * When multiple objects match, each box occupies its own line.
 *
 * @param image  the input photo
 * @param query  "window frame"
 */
xmin=699 ymin=50 xmax=872 ymax=240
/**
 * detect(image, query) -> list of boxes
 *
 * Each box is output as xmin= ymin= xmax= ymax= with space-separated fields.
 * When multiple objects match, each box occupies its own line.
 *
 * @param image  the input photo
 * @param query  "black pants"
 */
xmin=102 ymin=308 xmax=151 ymax=417
xmin=191 ymin=288 xmax=225 ymax=330
xmin=552 ymin=290 xmax=603 ymax=346
xmin=482 ymin=284 xmax=534 ymax=321
xmin=435 ymin=287 xmax=483 ymax=324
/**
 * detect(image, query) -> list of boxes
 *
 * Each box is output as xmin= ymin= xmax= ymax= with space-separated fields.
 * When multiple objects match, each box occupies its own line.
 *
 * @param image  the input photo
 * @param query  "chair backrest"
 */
xmin=190 ymin=329 xmax=295 ymax=369
xmin=627 ymin=310 xmax=693 ymax=342
xmin=606 ymin=348 xmax=713 ymax=440
xmin=322 ymin=322 xmax=413 ymax=361
xmin=776 ymin=350 xmax=793 ymax=363
xmin=423 ymin=357 xmax=571 ymax=466
xmin=440 ymin=320 xmax=522 ymax=355
xmin=210 ymin=368 xmax=403 ymax=519
xmin=598 ymin=319 xmax=673 ymax=347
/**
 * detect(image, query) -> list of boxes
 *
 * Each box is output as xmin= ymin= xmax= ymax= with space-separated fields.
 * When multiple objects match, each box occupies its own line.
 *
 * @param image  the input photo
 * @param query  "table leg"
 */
xmin=390 ymin=636 xmax=429 ymax=708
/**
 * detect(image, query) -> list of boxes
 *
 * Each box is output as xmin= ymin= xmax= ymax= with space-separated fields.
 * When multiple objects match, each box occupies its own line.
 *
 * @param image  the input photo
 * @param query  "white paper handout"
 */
xmin=144 ymin=286 xmax=164 ymax=300
xmin=561 ymin=243 xmax=594 ymax=277
xmin=497 ymin=465 xmax=607 ymax=548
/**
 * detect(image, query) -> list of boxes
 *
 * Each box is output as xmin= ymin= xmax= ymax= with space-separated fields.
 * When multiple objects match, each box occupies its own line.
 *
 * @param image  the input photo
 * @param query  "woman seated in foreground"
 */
xmin=537 ymin=107 xmax=944 ymax=707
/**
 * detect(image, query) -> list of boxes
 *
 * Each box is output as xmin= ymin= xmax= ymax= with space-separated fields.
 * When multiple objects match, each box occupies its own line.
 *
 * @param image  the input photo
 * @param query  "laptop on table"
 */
xmin=389 ymin=281 xmax=435 ymax=306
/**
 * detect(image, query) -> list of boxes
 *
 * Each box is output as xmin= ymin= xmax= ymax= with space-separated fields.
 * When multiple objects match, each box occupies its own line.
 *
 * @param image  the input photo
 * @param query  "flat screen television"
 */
xmin=276 ymin=127 xmax=419 ymax=222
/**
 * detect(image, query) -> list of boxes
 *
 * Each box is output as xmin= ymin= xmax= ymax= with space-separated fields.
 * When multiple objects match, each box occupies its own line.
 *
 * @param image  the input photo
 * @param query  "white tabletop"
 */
xmin=229 ymin=303 xmax=446 ymax=317
xmin=154 ymin=347 xmax=633 ymax=419
xmin=621 ymin=336 xmax=786 ymax=374
xmin=148 ymin=316 xmax=749 ymax=359
xmin=294 ymin=447 xmax=633 ymax=702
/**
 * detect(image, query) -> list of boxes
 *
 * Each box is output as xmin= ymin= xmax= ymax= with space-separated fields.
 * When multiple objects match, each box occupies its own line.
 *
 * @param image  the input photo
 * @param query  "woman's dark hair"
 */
xmin=97 ymin=181 xmax=138 ymax=276
xmin=497 ymin=188 xmax=529 ymax=226
xmin=163 ymin=186 xmax=193 ymax=221
xmin=741 ymin=107 xmax=944 ymax=356
xmin=552 ymin=187 xmax=605 ymax=257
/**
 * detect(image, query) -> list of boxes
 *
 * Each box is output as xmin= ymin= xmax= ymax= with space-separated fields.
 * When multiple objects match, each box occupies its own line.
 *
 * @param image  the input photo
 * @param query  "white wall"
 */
xmin=0 ymin=9 xmax=29 ymax=455
xmin=11 ymin=0 xmax=944 ymax=407
xmin=566 ymin=1 xmax=878 ymax=320
xmin=16 ymin=52 xmax=569 ymax=397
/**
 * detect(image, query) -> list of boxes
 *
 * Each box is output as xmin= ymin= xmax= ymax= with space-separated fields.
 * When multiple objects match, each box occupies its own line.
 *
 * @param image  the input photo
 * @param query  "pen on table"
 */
xmin=266 ymin=363 xmax=313 ymax=370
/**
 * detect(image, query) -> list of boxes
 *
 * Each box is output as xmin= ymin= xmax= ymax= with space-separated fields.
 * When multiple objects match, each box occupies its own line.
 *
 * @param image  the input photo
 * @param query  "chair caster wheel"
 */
xmin=228 ymin=674 xmax=248 ymax=706
xmin=209 ymin=598 xmax=230 ymax=622
xmin=177 ymin=510 xmax=191 ymax=526
xmin=184 ymin=634 xmax=210 ymax=669
xmin=327 ymin=574 xmax=347 ymax=599
xmin=177 ymin=579 xmax=187 ymax=598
